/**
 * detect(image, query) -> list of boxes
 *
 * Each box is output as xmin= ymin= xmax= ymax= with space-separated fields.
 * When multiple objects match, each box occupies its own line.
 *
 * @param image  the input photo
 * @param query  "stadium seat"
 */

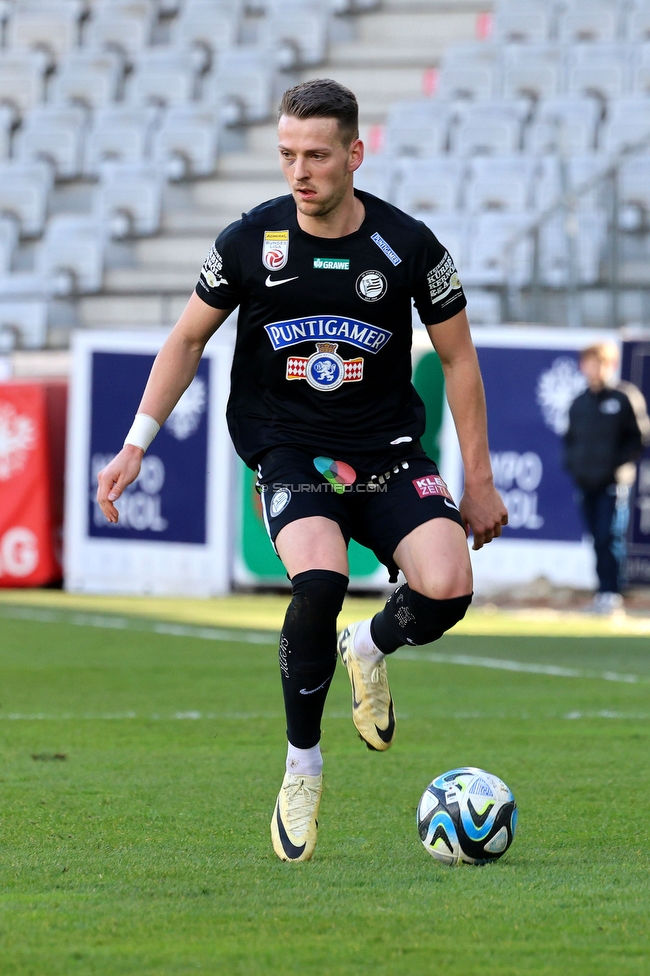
xmin=15 ymin=105 xmax=87 ymax=179
xmin=600 ymin=97 xmax=650 ymax=154
xmin=626 ymin=1 xmax=650 ymax=42
xmin=558 ymin=1 xmax=622 ymax=44
xmin=127 ymin=49 xmax=198 ymax=106
xmin=539 ymin=210 xmax=607 ymax=285
xmin=37 ymin=215 xmax=107 ymax=292
xmin=50 ymin=49 xmax=123 ymax=108
xmin=354 ymin=155 xmax=397 ymax=202
xmin=172 ymin=1 xmax=241 ymax=71
xmin=437 ymin=45 xmax=500 ymax=101
xmin=383 ymin=100 xmax=457 ymax=157
xmin=466 ymin=156 xmax=538 ymax=212
xmin=0 ymin=216 xmax=18 ymax=275
xmin=453 ymin=101 xmax=529 ymax=156
xmin=394 ymin=159 xmax=464 ymax=214
xmin=412 ymin=212 xmax=471 ymax=275
xmin=152 ymin=105 xmax=221 ymax=178
xmin=632 ymin=43 xmax=650 ymax=95
xmin=84 ymin=0 xmax=155 ymax=63
xmin=619 ymin=154 xmax=650 ymax=219
xmin=94 ymin=161 xmax=165 ymax=236
xmin=501 ymin=44 xmax=564 ymax=100
xmin=0 ymin=299 xmax=48 ymax=349
xmin=261 ymin=3 xmax=329 ymax=68
xmin=463 ymin=288 xmax=502 ymax=325
xmin=203 ymin=48 xmax=274 ymax=123
xmin=84 ymin=106 xmax=158 ymax=176
xmin=0 ymin=104 xmax=14 ymax=161
xmin=6 ymin=1 xmax=83 ymax=66
xmin=463 ymin=212 xmax=534 ymax=287
xmin=535 ymin=153 xmax=611 ymax=212
xmin=526 ymin=97 xmax=601 ymax=156
xmin=493 ymin=2 xmax=553 ymax=44
xmin=0 ymin=51 xmax=47 ymax=116
xmin=0 ymin=162 xmax=53 ymax=236
xmin=566 ymin=44 xmax=631 ymax=100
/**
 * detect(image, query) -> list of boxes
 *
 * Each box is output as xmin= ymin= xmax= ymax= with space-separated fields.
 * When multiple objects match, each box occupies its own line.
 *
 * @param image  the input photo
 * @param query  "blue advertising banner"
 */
xmin=478 ymin=345 xmax=586 ymax=542
xmin=621 ymin=339 xmax=650 ymax=583
xmin=87 ymin=351 xmax=209 ymax=544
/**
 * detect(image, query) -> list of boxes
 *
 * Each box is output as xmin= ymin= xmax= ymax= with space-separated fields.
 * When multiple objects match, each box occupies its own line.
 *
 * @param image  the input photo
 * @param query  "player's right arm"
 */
xmin=96 ymin=292 xmax=233 ymax=523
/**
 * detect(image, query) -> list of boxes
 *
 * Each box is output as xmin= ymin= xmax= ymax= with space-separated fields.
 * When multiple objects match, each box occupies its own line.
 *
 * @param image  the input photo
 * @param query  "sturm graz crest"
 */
xmin=306 ymin=342 xmax=345 ymax=390
xmin=286 ymin=342 xmax=364 ymax=392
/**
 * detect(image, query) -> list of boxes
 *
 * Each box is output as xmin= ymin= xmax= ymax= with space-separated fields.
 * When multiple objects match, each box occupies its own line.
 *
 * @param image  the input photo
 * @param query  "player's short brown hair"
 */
xmin=279 ymin=78 xmax=359 ymax=146
xmin=580 ymin=341 xmax=619 ymax=364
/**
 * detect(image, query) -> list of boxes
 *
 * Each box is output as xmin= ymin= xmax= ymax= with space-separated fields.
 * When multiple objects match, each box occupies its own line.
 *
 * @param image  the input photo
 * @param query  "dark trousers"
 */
xmin=579 ymin=486 xmax=619 ymax=593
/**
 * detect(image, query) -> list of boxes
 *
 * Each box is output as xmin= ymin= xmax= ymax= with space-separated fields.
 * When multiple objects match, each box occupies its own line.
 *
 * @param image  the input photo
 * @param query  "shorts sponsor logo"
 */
xmin=313 ymin=257 xmax=350 ymax=270
xmin=427 ymin=252 xmax=462 ymax=305
xmin=412 ymin=475 xmax=454 ymax=501
xmin=269 ymin=488 xmax=291 ymax=517
xmin=286 ymin=343 xmax=363 ymax=391
xmin=262 ymin=230 xmax=289 ymax=271
xmin=370 ymin=232 xmax=402 ymax=266
xmin=356 ymin=270 xmax=387 ymax=302
xmin=265 ymin=315 xmax=392 ymax=354
xmin=313 ymin=456 xmax=357 ymax=494
xmin=200 ymin=244 xmax=228 ymax=289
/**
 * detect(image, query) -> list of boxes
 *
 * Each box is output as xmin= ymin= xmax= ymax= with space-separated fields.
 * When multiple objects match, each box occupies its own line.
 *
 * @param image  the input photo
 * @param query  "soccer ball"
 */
xmin=417 ymin=767 xmax=517 ymax=865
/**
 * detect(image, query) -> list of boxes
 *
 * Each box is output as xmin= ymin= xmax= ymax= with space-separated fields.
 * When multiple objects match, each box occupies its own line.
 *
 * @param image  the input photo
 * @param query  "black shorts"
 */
xmin=256 ymin=446 xmax=466 ymax=582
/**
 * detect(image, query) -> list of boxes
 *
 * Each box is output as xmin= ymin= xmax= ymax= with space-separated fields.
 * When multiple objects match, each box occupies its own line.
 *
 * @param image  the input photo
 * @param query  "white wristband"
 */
xmin=123 ymin=413 xmax=160 ymax=452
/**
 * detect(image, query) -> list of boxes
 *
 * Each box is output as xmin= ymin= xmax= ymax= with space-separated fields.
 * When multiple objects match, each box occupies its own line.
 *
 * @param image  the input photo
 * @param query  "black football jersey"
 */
xmin=195 ymin=189 xmax=466 ymax=467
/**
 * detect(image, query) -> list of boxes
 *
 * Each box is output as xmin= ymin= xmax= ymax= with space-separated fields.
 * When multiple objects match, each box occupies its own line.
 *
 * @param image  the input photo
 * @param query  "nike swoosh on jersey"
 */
xmin=265 ymin=275 xmax=299 ymax=287
xmin=444 ymin=498 xmax=459 ymax=511
xmin=275 ymin=804 xmax=306 ymax=859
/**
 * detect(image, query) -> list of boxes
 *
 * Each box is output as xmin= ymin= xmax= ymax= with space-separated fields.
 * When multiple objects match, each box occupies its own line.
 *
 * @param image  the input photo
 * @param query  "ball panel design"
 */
xmin=417 ymin=767 xmax=517 ymax=866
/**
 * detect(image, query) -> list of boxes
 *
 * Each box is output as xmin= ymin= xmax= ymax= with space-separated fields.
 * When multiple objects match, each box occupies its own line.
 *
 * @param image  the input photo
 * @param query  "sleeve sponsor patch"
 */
xmin=200 ymin=243 xmax=228 ymax=290
xmin=427 ymin=252 xmax=462 ymax=306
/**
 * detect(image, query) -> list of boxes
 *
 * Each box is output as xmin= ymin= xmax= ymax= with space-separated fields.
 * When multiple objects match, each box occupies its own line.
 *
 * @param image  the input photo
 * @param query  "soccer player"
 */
xmin=97 ymin=79 xmax=507 ymax=862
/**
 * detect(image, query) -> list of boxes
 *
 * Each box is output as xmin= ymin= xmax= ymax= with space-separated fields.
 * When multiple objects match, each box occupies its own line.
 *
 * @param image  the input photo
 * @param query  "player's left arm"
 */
xmin=426 ymin=308 xmax=507 ymax=550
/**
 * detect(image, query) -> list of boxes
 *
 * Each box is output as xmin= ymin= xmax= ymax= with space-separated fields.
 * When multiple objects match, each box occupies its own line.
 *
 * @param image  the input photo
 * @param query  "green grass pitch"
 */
xmin=0 ymin=603 xmax=649 ymax=975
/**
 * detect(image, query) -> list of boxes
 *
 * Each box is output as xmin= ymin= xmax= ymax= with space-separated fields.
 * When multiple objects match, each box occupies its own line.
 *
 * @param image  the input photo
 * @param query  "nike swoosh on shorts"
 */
xmin=265 ymin=275 xmax=299 ymax=287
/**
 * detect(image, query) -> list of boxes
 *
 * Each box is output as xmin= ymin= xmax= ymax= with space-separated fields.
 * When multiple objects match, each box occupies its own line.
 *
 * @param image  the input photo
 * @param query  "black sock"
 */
xmin=279 ymin=569 xmax=349 ymax=749
xmin=370 ymin=584 xmax=472 ymax=654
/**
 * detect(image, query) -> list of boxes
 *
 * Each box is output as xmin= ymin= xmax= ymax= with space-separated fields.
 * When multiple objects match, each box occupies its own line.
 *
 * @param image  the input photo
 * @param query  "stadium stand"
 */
xmin=5 ymin=0 xmax=650 ymax=348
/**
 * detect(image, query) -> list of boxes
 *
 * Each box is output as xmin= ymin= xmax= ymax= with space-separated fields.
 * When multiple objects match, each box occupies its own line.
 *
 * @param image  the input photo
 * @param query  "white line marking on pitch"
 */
xmin=1 ymin=605 xmax=648 ymax=685
xmin=395 ymin=650 xmax=645 ymax=684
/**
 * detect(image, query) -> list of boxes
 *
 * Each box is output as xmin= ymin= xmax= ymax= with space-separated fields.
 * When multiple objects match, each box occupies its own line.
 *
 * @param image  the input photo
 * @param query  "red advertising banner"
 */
xmin=0 ymin=381 xmax=67 ymax=587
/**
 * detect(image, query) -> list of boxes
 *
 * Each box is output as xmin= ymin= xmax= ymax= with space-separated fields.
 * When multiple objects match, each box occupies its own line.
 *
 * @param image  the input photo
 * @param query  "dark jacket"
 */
xmin=564 ymin=383 xmax=647 ymax=491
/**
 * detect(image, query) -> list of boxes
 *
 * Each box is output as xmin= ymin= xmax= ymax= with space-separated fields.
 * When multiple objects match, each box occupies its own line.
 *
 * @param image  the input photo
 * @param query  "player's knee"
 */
xmin=407 ymin=589 xmax=472 ymax=643
xmin=408 ymin=565 xmax=473 ymax=602
xmin=371 ymin=585 xmax=472 ymax=653
xmin=282 ymin=569 xmax=349 ymax=671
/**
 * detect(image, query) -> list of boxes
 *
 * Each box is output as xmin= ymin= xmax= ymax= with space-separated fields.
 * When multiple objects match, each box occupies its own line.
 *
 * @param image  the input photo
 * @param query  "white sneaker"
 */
xmin=337 ymin=621 xmax=395 ymax=751
xmin=589 ymin=592 xmax=624 ymax=615
xmin=271 ymin=772 xmax=322 ymax=862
